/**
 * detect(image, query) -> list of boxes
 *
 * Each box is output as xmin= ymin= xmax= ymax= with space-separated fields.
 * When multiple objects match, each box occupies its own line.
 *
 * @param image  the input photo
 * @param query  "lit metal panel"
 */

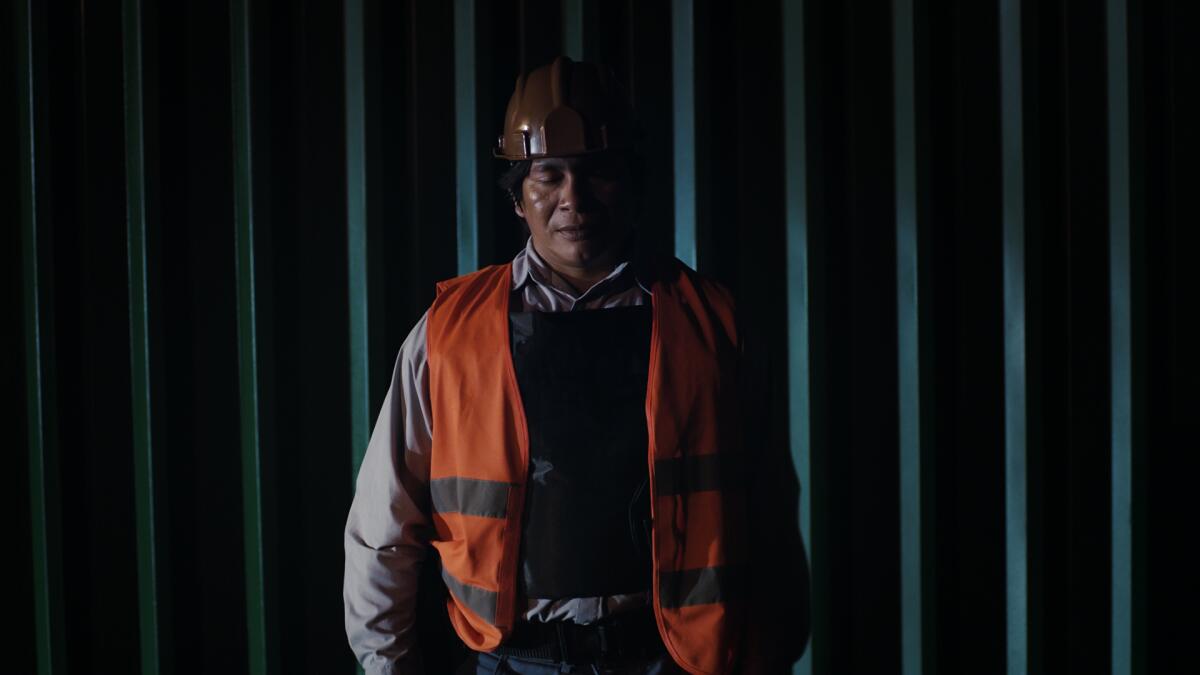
xmin=1105 ymin=0 xmax=1146 ymax=672
xmin=18 ymin=0 xmax=67 ymax=672
xmin=894 ymin=0 xmax=935 ymax=671
xmin=230 ymin=1 xmax=277 ymax=671
xmin=121 ymin=0 xmax=173 ymax=671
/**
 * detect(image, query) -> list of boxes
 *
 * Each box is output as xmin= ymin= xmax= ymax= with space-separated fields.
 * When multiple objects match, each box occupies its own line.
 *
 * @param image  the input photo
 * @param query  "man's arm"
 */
xmin=735 ymin=310 xmax=811 ymax=674
xmin=344 ymin=311 xmax=434 ymax=675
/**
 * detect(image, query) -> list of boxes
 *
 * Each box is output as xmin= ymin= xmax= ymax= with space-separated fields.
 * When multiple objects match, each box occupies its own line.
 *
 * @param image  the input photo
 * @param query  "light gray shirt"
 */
xmin=344 ymin=238 xmax=654 ymax=675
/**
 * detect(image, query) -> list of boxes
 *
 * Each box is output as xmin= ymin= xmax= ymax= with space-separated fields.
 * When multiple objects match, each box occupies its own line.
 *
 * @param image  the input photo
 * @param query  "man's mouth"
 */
xmin=556 ymin=224 xmax=596 ymax=241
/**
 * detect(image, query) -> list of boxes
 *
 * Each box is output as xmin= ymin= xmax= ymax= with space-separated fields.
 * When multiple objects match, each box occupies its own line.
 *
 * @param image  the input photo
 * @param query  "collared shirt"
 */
xmin=344 ymin=238 xmax=654 ymax=674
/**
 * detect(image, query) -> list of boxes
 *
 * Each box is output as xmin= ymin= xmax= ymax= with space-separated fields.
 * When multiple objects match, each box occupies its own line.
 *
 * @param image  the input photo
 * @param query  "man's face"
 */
xmin=515 ymin=152 xmax=634 ymax=273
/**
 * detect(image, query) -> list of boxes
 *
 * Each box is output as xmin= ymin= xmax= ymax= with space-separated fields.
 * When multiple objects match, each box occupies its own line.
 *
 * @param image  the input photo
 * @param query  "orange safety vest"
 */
xmin=425 ymin=259 xmax=747 ymax=675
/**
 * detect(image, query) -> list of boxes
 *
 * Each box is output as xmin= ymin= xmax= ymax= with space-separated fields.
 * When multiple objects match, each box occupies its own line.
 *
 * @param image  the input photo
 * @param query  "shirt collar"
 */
xmin=511 ymin=236 xmax=654 ymax=298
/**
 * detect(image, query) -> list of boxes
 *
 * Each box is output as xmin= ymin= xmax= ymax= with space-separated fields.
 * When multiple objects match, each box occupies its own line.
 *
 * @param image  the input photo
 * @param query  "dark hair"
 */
xmin=498 ymin=161 xmax=532 ymax=206
xmin=496 ymin=152 xmax=645 ymax=213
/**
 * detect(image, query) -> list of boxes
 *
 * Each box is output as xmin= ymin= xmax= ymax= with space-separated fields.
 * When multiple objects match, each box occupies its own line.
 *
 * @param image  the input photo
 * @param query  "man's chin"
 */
xmin=552 ymin=237 xmax=610 ymax=266
xmin=537 ymin=226 xmax=631 ymax=271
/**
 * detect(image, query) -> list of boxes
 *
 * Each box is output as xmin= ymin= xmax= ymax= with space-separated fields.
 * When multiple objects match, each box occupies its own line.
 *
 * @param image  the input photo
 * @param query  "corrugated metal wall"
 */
xmin=8 ymin=0 xmax=1194 ymax=673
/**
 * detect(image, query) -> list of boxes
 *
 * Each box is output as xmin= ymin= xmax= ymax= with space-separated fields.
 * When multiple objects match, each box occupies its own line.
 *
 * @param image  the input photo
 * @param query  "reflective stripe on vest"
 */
xmin=441 ymin=567 xmax=498 ymax=624
xmin=430 ymin=477 xmax=512 ymax=519
xmin=426 ymin=260 xmax=745 ymax=674
xmin=659 ymin=565 xmax=742 ymax=609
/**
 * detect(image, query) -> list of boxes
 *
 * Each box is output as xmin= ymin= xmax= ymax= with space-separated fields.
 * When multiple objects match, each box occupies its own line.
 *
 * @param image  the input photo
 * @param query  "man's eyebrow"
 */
xmin=536 ymin=158 xmax=610 ymax=171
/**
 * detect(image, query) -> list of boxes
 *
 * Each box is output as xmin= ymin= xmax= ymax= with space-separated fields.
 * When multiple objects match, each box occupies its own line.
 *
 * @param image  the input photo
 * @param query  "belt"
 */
xmin=490 ymin=608 xmax=665 ymax=666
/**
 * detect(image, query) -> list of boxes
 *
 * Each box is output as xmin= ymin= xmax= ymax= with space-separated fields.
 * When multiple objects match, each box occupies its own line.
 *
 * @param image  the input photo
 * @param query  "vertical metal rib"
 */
xmin=454 ymin=0 xmax=491 ymax=274
xmin=345 ymin=0 xmax=371 ymax=482
xmin=783 ymin=2 xmax=821 ymax=673
xmin=999 ymin=2 xmax=1031 ymax=673
xmin=1105 ymin=0 xmax=1145 ymax=672
xmin=122 ymin=0 xmax=172 ymax=671
xmin=230 ymin=1 xmax=273 ymax=672
xmin=18 ymin=1 xmax=67 ymax=673
xmin=670 ymin=0 xmax=697 ymax=269
xmin=893 ymin=0 xmax=935 ymax=672
xmin=563 ymin=0 xmax=582 ymax=60
xmin=562 ymin=0 xmax=594 ymax=62
xmin=999 ymin=0 xmax=1030 ymax=672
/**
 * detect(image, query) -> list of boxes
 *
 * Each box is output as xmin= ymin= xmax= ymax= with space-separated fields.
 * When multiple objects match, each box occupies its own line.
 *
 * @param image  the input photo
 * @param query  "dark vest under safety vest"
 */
xmin=509 ymin=304 xmax=654 ymax=598
xmin=426 ymin=259 xmax=746 ymax=675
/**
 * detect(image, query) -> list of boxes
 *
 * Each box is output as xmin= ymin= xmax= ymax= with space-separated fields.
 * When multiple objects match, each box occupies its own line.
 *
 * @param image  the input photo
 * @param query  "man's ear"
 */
xmin=513 ymin=197 xmax=525 ymax=220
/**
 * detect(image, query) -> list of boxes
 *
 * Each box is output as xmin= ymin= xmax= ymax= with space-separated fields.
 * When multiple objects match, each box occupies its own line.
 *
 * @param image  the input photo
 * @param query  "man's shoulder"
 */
xmin=426 ymin=264 xmax=513 ymax=354
xmin=433 ymin=263 xmax=512 ymax=300
xmin=637 ymin=254 xmax=735 ymax=312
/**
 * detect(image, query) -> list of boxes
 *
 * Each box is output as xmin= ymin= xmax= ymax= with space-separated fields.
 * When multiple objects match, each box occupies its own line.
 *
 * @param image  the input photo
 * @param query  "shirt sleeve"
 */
xmin=344 ymin=310 xmax=434 ymax=675
xmin=735 ymin=311 xmax=811 ymax=673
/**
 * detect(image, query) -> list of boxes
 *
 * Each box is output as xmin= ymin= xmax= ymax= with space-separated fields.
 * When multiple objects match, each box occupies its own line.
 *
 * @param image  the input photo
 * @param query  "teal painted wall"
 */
xmin=8 ymin=0 xmax=1195 ymax=673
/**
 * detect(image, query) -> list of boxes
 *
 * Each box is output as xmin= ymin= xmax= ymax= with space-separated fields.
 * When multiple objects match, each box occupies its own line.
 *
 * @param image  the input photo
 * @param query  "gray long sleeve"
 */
xmin=344 ymin=311 xmax=433 ymax=675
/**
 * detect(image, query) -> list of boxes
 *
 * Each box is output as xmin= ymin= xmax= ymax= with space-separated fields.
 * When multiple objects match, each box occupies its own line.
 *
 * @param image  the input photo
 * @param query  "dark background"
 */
xmin=6 ymin=0 xmax=1195 ymax=674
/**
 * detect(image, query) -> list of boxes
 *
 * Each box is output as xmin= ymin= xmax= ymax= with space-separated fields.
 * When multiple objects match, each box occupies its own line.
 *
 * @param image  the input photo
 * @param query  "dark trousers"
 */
xmin=459 ymin=651 xmax=687 ymax=674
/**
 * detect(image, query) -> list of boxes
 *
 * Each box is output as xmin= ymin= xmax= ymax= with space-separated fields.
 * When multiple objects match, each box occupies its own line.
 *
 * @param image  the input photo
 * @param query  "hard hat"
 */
xmin=494 ymin=56 xmax=635 ymax=160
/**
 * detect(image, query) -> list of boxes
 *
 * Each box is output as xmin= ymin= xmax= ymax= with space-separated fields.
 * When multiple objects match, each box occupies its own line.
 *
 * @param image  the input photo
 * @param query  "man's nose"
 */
xmin=557 ymin=172 xmax=594 ymax=212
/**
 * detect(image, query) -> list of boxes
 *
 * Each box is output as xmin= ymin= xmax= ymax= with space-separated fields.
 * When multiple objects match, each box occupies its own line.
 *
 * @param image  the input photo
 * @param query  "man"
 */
xmin=344 ymin=56 xmax=807 ymax=674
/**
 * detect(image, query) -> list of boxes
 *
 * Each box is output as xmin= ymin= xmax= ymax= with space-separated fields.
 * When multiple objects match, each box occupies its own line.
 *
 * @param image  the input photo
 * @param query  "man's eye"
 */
xmin=534 ymin=173 xmax=562 ymax=183
xmin=590 ymin=163 xmax=624 ymax=180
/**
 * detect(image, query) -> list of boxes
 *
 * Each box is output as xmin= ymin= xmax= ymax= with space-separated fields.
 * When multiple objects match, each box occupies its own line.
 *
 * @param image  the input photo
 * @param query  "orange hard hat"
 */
xmin=494 ymin=56 xmax=635 ymax=160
